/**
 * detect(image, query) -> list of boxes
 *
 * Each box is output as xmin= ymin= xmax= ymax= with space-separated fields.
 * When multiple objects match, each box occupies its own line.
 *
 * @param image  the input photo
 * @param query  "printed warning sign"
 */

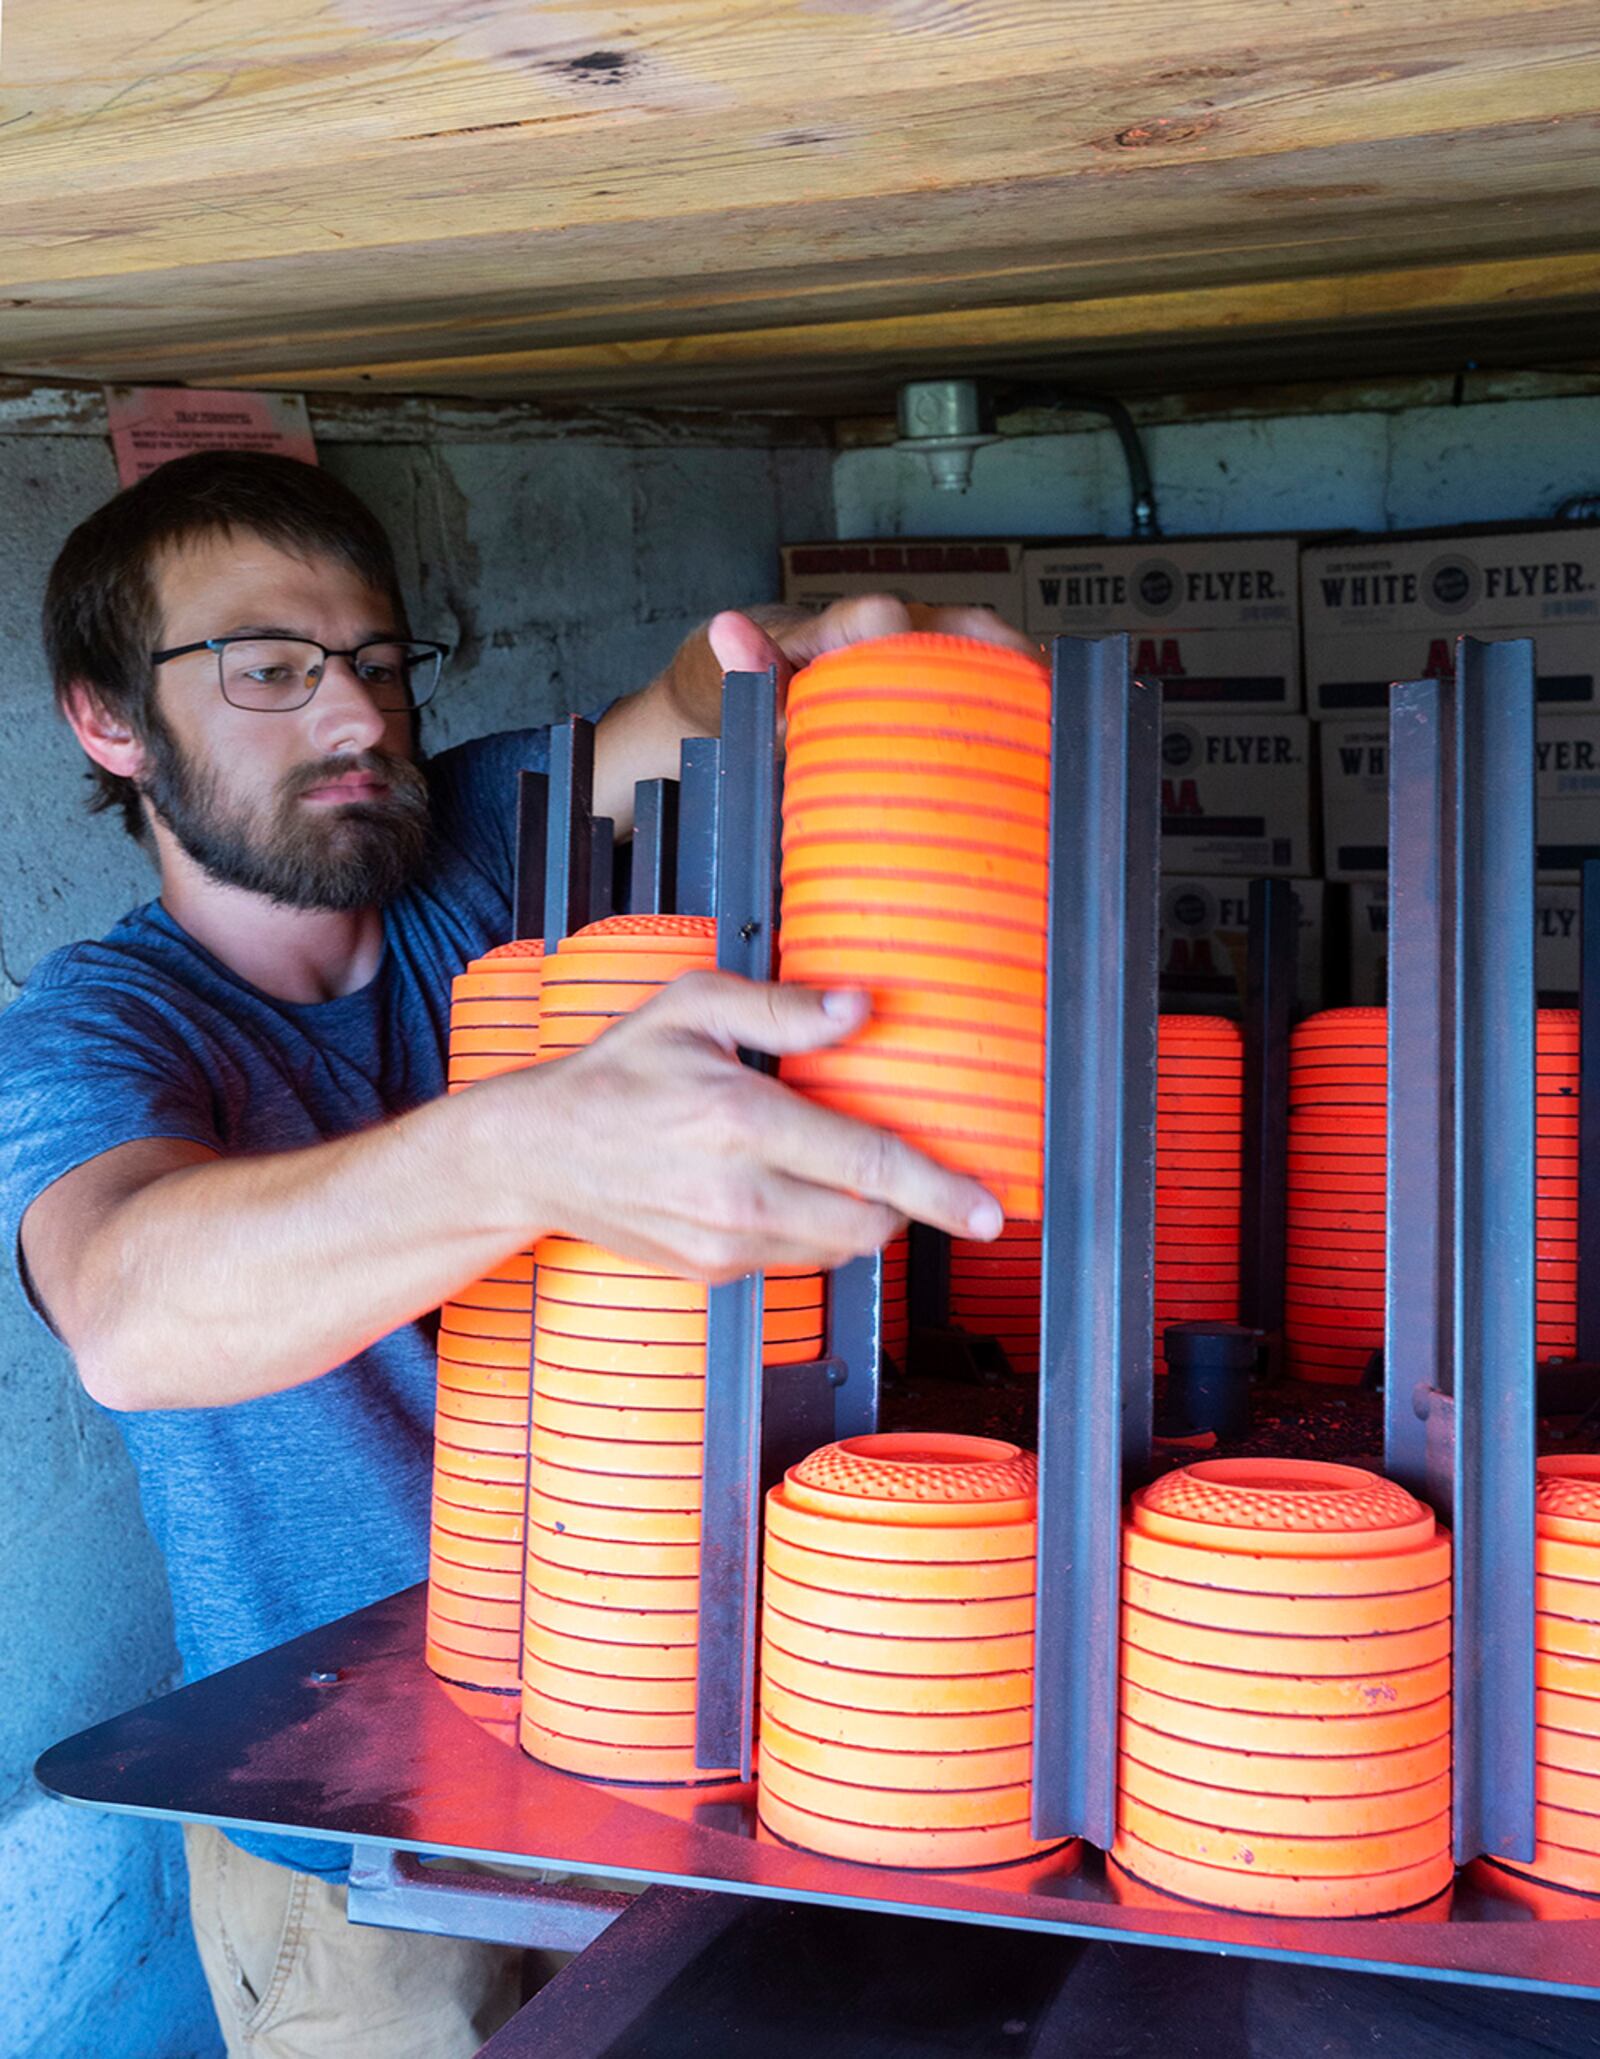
xmin=106 ymin=386 xmax=318 ymax=485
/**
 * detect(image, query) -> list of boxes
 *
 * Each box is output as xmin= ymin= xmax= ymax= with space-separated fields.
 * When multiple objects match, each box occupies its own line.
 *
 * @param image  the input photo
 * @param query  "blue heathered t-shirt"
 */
xmin=0 ymin=725 xmax=562 ymax=1877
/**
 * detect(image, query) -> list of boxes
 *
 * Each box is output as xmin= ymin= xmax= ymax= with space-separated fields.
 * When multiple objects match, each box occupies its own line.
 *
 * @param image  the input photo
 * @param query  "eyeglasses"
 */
xmin=150 ymin=636 xmax=449 ymax=713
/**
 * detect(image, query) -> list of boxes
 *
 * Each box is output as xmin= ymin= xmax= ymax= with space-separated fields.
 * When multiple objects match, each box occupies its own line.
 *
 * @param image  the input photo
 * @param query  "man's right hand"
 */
xmin=31 ymin=972 xmax=1005 ymax=1411
xmin=485 ymin=971 xmax=1005 ymax=1281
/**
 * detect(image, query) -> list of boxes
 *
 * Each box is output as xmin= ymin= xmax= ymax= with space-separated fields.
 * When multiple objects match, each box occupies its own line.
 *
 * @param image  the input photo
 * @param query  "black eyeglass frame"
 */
xmin=149 ymin=635 xmax=451 ymax=713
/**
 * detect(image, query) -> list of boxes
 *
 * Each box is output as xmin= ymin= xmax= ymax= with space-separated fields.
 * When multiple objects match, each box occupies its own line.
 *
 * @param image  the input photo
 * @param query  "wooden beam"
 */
xmin=206 ymin=250 xmax=1600 ymax=398
xmin=4 ymin=1 xmax=1600 ymax=402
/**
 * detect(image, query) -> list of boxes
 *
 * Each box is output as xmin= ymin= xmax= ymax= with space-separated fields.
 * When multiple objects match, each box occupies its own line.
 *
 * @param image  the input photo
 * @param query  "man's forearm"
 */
xmin=73 ymin=1085 xmax=544 ymax=1411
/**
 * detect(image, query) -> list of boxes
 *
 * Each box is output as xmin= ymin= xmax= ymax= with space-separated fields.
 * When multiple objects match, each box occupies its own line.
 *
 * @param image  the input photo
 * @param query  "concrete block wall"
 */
xmin=831 ymin=390 xmax=1600 ymax=541
xmin=0 ymin=414 xmax=829 ymax=2057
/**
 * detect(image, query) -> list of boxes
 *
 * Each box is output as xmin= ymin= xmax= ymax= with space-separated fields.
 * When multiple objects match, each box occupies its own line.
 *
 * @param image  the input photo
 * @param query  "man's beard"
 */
xmin=138 ymin=711 xmax=433 ymax=913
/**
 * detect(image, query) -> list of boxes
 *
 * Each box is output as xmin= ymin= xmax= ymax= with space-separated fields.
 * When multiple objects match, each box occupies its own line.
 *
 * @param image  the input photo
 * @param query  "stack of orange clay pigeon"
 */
xmin=948 ymin=1221 xmax=1042 ymax=1378
xmin=519 ymin=916 xmax=825 ymax=1783
xmin=1153 ymin=1015 xmax=1244 ymax=1373
xmin=756 ymin=1432 xmax=1067 ymax=1870
xmin=1492 ymin=1455 xmax=1600 ymax=1893
xmin=778 ymin=634 xmax=1050 ymax=1221
xmin=1286 ymin=1007 xmax=1581 ymax=1383
xmin=1535 ymin=1011 xmax=1581 ymax=1361
xmin=942 ymin=1015 xmax=1243 ymax=1384
xmin=426 ymin=939 xmax=547 ymax=1696
xmin=880 ymin=1233 xmax=910 ymax=1369
xmin=1112 ymin=1457 xmax=1454 ymax=1915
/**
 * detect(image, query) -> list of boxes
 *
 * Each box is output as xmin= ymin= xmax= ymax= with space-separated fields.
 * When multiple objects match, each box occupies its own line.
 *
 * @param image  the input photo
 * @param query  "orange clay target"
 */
xmin=1489 ymin=1842 xmax=1600 ymax=1897
xmin=520 ymin=1663 xmax=697 ymax=1717
xmin=759 ymin=1676 xmax=1032 ymax=1753
xmin=525 ymin=1555 xmax=700 ymax=1613
xmin=520 ymin=1619 xmax=697 ymax=1679
xmin=523 ymin=1488 xmax=701 ymax=1546
xmin=759 ymin=1638 xmax=1033 ymax=1715
xmin=760 ymin=1568 xmax=1033 ymax=1640
xmin=527 ymin=1523 xmax=696 ymax=1581
xmin=756 ymin=1747 xmax=1034 ymax=1833
xmin=1121 ymin=1566 xmax=1450 ymax=1636
xmin=1109 ymin=1833 xmax=1453 ymax=1918
xmin=766 ymin=1614 xmax=1037 ymax=1680
xmin=1117 ymin=1792 xmax=1449 ymax=1878
xmin=781 ymin=1433 xmax=1037 ymax=1528
xmin=528 ymin=1461 xmax=702 ymax=1515
xmin=763 ymin=1491 xmax=1035 ymax=1566
xmin=518 ymin=1692 xmax=699 ymax=1750
xmin=1128 ymin=1458 xmax=1436 ymax=1558
xmin=756 ymin=1787 xmax=1055 ymax=1871
xmin=756 ymin=1710 xmax=1031 ymax=1792
xmin=757 ymin=1604 xmax=1032 ymax=1680
xmin=1121 ymin=1679 xmax=1451 ymax=1757
xmin=1118 ymin=1756 xmax=1451 ymax=1839
xmin=1118 ymin=1715 xmax=1451 ymax=1799
xmin=517 ymin=1718 xmax=731 ymax=1788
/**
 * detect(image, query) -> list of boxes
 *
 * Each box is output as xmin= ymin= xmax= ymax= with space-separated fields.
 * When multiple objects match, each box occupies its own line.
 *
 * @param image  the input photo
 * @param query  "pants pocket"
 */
xmin=212 ymin=1836 xmax=314 ymax=2037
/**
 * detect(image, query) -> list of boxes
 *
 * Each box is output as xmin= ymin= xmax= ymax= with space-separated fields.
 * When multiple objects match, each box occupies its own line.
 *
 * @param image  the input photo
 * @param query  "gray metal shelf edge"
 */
xmin=33 ymin=1583 xmax=1600 ymax=2001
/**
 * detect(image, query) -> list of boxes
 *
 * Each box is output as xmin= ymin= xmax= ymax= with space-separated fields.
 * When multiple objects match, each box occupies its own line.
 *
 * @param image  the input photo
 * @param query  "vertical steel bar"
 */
xmin=828 ymin=1253 xmax=883 ymax=1440
xmin=631 ymin=779 xmax=680 ymax=918
xmin=1579 ymin=859 xmax=1600 ymax=1363
xmin=1453 ymin=636 xmax=1537 ymax=1865
xmin=676 ymin=739 xmax=721 ymax=920
xmin=1237 ymin=878 xmax=1293 ymax=1337
xmin=1384 ymin=680 xmax=1446 ymax=1493
xmin=695 ymin=671 xmax=780 ymax=1779
xmin=513 ymin=773 xmax=549 ymax=944
xmin=512 ymin=766 xmax=553 ymax=1659
xmin=906 ymin=1224 xmax=950 ymax=1333
xmin=544 ymin=718 xmax=594 ymax=950
xmin=1386 ymin=638 xmax=1537 ymax=1864
xmin=588 ymin=818 xmax=615 ymax=924
xmin=1032 ymin=635 xmax=1161 ymax=1848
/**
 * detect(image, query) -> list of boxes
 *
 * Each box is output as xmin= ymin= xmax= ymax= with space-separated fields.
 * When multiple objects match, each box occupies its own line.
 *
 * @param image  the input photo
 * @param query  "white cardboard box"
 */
xmin=1322 ymin=712 xmax=1600 ymax=881
xmin=1349 ymin=880 xmax=1581 ymax=1006
xmin=1159 ymin=877 xmax=1324 ymax=1016
xmin=1022 ymin=537 xmax=1301 ymax=713
xmin=781 ymin=540 xmax=1026 ymax=628
xmin=1302 ymin=528 xmax=1600 ymax=718
xmin=1160 ymin=714 xmax=1316 ymax=877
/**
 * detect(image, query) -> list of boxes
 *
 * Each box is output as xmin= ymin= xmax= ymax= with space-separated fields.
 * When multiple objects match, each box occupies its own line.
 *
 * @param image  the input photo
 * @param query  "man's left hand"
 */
xmin=662 ymin=594 xmax=1039 ymax=734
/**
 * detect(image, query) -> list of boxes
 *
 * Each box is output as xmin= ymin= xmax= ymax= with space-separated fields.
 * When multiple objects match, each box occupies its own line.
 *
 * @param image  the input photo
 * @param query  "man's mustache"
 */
xmin=280 ymin=751 xmax=429 ymax=808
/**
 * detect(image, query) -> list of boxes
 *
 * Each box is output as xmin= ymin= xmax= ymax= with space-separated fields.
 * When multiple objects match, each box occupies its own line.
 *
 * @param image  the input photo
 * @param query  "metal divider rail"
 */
xmin=1032 ymin=636 xmax=1162 ymax=1848
xmin=1383 ymin=635 xmax=1538 ymax=1866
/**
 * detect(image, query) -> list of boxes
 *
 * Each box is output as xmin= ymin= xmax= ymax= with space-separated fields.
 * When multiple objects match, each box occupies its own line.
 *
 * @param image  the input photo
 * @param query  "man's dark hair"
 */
xmin=43 ymin=449 xmax=407 ymax=838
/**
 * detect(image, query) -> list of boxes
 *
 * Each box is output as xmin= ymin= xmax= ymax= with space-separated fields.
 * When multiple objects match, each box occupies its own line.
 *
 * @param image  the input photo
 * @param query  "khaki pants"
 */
xmin=183 ymin=1823 xmax=526 ymax=2057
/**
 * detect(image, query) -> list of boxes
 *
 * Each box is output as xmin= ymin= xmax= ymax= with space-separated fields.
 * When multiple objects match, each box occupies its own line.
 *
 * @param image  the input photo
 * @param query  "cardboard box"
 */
xmin=1023 ymin=537 xmax=1301 ymax=712
xmin=1322 ymin=713 xmax=1600 ymax=881
xmin=1349 ymin=881 xmax=1581 ymax=1006
xmin=1159 ymin=877 xmax=1325 ymax=1016
xmin=781 ymin=540 xmax=1026 ymax=628
xmin=1319 ymin=720 xmax=1388 ymax=882
xmin=1160 ymin=714 xmax=1315 ymax=877
xmin=1302 ymin=528 xmax=1600 ymax=717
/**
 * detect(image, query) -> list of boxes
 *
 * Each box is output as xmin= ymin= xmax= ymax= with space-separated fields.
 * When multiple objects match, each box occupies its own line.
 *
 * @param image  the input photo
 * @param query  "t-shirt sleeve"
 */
xmin=424 ymin=708 xmax=618 ymax=899
xmin=0 ymin=970 xmax=223 ymax=1328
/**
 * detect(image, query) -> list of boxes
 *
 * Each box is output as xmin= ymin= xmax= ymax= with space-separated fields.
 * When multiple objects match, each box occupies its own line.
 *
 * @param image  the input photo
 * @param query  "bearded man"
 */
xmin=0 ymin=450 xmax=1015 ymax=2056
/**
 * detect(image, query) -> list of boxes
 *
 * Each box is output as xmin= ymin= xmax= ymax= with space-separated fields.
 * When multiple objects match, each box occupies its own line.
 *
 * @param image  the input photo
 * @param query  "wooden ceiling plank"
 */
xmin=200 ymin=249 xmax=1600 ymax=396
xmin=5 ymin=7 xmax=1600 ymax=269
xmin=8 ymin=105 xmax=1600 ymax=391
xmin=4 ymin=0 xmax=1600 ymax=404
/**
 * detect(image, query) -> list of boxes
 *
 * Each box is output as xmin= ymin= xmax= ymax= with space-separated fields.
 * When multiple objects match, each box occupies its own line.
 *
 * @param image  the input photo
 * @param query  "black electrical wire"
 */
xmin=989 ymin=381 xmax=1160 ymax=538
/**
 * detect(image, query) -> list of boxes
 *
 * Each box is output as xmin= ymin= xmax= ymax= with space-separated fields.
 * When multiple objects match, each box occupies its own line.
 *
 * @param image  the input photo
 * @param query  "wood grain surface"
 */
xmin=3 ymin=1 xmax=1600 ymax=403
